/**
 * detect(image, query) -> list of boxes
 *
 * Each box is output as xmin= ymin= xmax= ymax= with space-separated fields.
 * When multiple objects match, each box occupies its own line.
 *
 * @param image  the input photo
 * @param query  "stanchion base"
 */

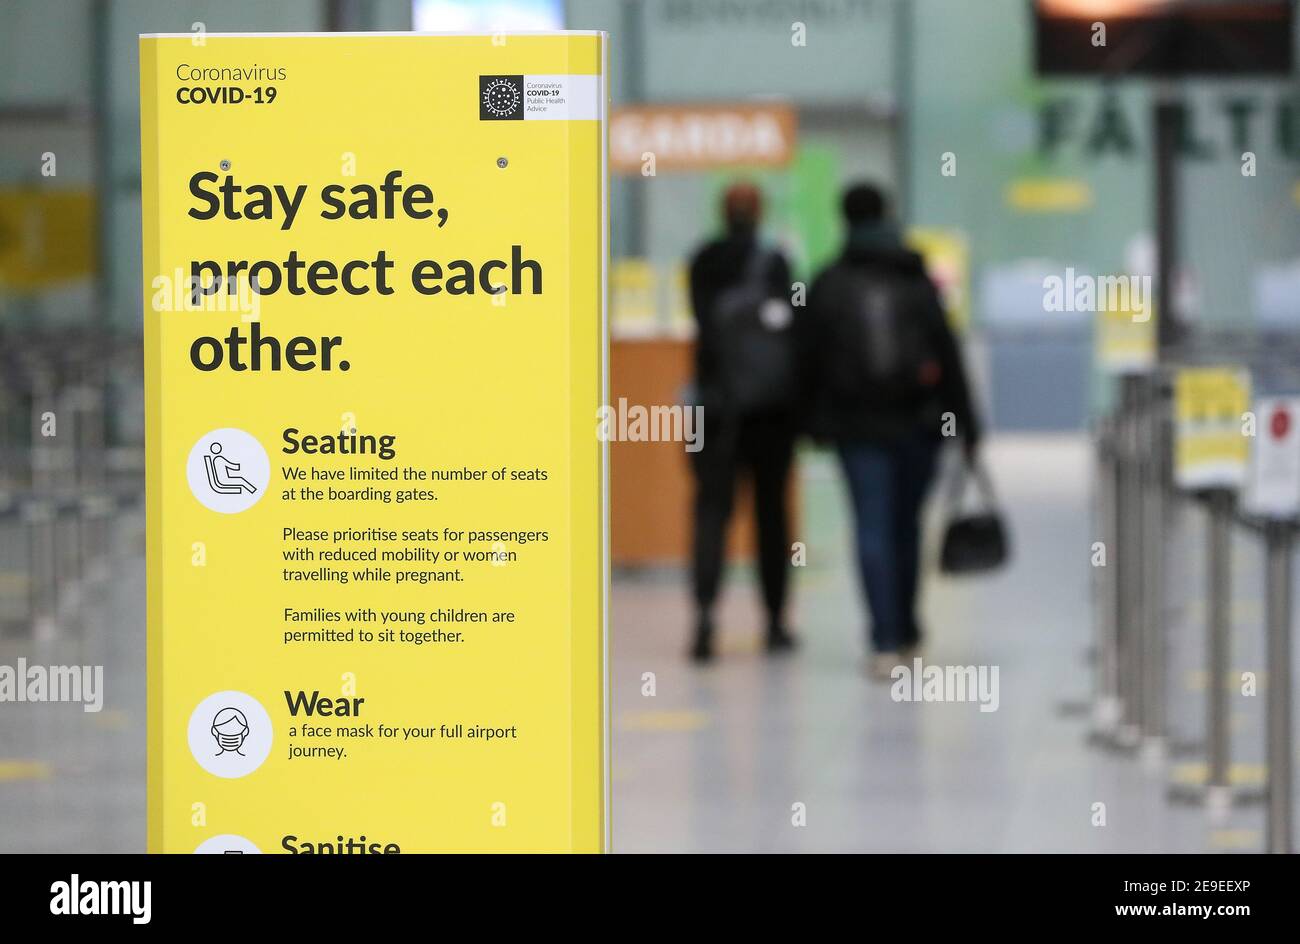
xmin=1164 ymin=737 xmax=1205 ymax=759
xmin=31 ymin=615 xmax=58 ymax=645
xmin=1167 ymin=780 xmax=1267 ymax=812
xmin=1086 ymin=696 xmax=1134 ymax=752
xmin=1140 ymin=737 xmax=1167 ymax=770
xmin=1055 ymin=697 xmax=1091 ymax=719
xmin=0 ymin=618 xmax=33 ymax=640
xmin=1088 ymin=723 xmax=1143 ymax=754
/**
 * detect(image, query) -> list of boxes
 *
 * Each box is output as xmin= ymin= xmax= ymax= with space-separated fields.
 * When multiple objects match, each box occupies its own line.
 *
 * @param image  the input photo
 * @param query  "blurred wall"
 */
xmin=907 ymin=0 xmax=1300 ymax=427
xmin=8 ymin=0 xmax=1300 ymax=431
xmin=0 ymin=0 xmax=413 ymax=340
xmin=566 ymin=0 xmax=902 ymax=284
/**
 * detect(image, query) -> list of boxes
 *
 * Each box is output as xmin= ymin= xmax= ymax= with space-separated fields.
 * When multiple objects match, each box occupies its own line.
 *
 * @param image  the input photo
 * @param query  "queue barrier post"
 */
xmin=1265 ymin=520 xmax=1294 ymax=853
xmin=1089 ymin=381 xmax=1144 ymax=752
xmin=1116 ymin=375 xmax=1145 ymax=748
xmin=1205 ymin=489 xmax=1233 ymax=807
xmin=1168 ymin=489 xmax=1267 ymax=809
xmin=1089 ymin=414 xmax=1124 ymax=735
xmin=1139 ymin=373 xmax=1169 ymax=756
xmin=22 ymin=498 xmax=57 ymax=644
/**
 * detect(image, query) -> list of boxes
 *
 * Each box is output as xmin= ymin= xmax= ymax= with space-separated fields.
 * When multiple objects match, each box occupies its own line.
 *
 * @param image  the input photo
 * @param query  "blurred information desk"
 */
xmin=610 ymin=337 xmax=797 ymax=567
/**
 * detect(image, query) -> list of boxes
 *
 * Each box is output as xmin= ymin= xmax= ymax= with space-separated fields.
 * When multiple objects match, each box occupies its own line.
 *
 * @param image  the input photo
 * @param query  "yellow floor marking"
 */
xmin=619 ymin=710 xmax=711 ymax=732
xmin=0 ymin=760 xmax=52 ymax=782
xmin=91 ymin=710 xmax=130 ymax=730
xmin=0 ymin=573 xmax=29 ymax=594
xmin=1173 ymin=600 xmax=1260 ymax=621
xmin=1169 ymin=762 xmax=1267 ymax=787
xmin=1185 ymin=669 xmax=1264 ymax=693
xmin=1209 ymin=829 xmax=1260 ymax=850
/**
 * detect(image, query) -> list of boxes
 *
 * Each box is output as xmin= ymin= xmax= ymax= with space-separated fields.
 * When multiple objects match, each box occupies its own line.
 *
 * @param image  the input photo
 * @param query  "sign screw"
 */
xmin=496 ymin=157 xmax=508 ymax=169
xmin=219 ymin=159 xmax=231 ymax=171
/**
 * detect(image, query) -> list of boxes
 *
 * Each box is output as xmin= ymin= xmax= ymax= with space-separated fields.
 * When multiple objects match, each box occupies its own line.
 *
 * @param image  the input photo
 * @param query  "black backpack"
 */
xmin=824 ymin=265 xmax=937 ymax=406
xmin=712 ymin=250 xmax=797 ymax=415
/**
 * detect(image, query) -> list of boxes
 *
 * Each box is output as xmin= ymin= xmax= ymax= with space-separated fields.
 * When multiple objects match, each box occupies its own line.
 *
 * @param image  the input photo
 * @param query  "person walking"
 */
xmin=686 ymin=182 xmax=800 ymax=663
xmin=805 ymin=182 xmax=981 ymax=679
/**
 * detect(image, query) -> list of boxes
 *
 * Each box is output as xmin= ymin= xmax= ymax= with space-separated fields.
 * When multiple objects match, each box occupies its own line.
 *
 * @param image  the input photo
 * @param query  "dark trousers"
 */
xmin=691 ymin=413 xmax=795 ymax=626
xmin=837 ymin=433 xmax=941 ymax=653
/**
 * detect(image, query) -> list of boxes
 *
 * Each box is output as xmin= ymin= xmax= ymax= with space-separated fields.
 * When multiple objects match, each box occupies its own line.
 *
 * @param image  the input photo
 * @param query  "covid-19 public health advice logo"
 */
xmin=480 ymin=75 xmax=524 ymax=120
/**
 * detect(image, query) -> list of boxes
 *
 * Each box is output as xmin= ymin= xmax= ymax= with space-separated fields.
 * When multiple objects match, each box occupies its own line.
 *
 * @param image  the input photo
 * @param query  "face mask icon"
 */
xmin=211 ymin=707 xmax=250 ymax=756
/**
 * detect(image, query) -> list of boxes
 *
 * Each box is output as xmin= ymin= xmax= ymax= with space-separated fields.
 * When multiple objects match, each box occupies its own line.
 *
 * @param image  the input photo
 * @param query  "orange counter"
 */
xmin=609 ymin=337 xmax=796 ymax=566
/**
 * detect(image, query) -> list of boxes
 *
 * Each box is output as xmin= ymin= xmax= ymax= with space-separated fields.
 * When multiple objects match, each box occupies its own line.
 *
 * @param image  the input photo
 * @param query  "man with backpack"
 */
xmin=805 ymin=183 xmax=981 ymax=679
xmin=686 ymin=182 xmax=800 ymax=663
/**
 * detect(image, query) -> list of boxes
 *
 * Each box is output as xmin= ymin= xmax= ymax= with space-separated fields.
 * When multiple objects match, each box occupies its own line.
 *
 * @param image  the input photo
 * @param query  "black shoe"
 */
xmin=765 ymin=625 xmax=798 ymax=654
xmin=901 ymin=622 xmax=924 ymax=652
xmin=690 ymin=620 xmax=714 ymax=663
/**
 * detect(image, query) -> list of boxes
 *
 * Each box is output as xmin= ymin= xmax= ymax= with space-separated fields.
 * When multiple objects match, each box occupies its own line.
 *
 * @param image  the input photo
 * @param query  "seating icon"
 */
xmin=202 ymin=442 xmax=258 ymax=495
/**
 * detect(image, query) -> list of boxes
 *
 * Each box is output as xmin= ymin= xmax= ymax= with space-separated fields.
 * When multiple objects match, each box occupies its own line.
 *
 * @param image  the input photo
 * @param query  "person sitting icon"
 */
xmin=203 ymin=442 xmax=257 ymax=495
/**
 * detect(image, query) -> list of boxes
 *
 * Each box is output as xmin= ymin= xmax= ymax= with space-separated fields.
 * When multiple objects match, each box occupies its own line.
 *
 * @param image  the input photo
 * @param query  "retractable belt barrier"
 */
xmin=1090 ymin=359 xmax=1296 ymax=853
xmin=0 ymin=329 xmax=142 ymax=646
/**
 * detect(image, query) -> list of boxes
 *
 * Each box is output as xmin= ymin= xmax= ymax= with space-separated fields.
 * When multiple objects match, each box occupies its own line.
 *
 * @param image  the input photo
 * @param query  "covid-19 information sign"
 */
xmin=140 ymin=32 xmax=608 ymax=853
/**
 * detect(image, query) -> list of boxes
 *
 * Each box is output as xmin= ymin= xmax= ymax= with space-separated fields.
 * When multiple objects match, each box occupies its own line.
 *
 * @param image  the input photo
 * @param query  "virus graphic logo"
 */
xmin=480 ymin=76 xmax=523 ymax=119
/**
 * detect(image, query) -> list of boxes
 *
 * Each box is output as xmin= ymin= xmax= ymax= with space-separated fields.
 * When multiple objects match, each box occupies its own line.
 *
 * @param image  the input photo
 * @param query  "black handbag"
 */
xmin=939 ymin=459 xmax=1010 ymax=575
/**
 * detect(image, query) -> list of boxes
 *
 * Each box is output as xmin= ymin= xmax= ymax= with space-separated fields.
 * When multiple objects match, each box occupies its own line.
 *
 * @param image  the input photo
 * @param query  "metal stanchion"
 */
xmin=1204 ymin=489 xmax=1232 ymax=807
xmin=0 ymin=498 xmax=26 ymax=638
xmin=1089 ymin=417 xmax=1124 ymax=735
xmin=1139 ymin=375 xmax=1168 ymax=761
xmin=1116 ymin=376 xmax=1145 ymax=748
xmin=54 ymin=496 xmax=84 ymax=628
xmin=1264 ymin=521 xmax=1293 ymax=853
xmin=22 ymin=499 xmax=56 ymax=643
xmin=1091 ymin=376 xmax=1143 ymax=751
xmin=1168 ymin=488 xmax=1264 ymax=808
xmin=1060 ymin=421 xmax=1108 ymax=721
xmin=1162 ymin=488 xmax=1206 ymax=759
xmin=81 ymin=494 xmax=112 ymax=584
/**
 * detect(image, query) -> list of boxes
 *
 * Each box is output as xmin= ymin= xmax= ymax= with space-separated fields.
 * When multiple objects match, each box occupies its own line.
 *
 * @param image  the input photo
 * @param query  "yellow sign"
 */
xmin=142 ymin=33 xmax=608 ymax=853
xmin=1004 ymin=177 xmax=1093 ymax=213
xmin=1174 ymin=367 xmax=1251 ymax=490
xmin=907 ymin=227 xmax=969 ymax=333
xmin=1096 ymin=303 xmax=1157 ymax=373
xmin=610 ymin=257 xmax=657 ymax=337
xmin=0 ymin=189 xmax=95 ymax=289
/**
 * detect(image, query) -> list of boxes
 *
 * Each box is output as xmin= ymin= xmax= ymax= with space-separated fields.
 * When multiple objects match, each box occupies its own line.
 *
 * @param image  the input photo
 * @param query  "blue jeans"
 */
xmin=837 ymin=435 xmax=941 ymax=653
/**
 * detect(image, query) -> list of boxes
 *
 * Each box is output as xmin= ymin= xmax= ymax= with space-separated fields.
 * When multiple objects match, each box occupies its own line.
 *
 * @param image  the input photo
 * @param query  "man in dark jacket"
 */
xmin=805 ymin=183 xmax=980 ymax=678
xmin=687 ymin=182 xmax=798 ymax=663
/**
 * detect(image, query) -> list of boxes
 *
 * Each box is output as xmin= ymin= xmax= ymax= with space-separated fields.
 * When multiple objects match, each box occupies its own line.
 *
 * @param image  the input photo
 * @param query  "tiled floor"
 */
xmin=0 ymin=512 xmax=146 ymax=853
xmin=610 ymin=435 xmax=1287 ymax=853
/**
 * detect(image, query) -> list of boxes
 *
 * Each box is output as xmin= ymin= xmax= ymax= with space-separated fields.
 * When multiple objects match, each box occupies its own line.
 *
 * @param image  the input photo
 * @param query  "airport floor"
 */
xmin=0 ymin=434 xmax=1292 ymax=852
xmin=610 ymin=434 xmax=1289 ymax=853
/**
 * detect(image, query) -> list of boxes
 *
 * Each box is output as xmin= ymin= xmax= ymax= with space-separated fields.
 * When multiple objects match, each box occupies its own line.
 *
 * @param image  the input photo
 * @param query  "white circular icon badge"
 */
xmin=194 ymin=834 xmax=263 ymax=854
xmin=187 ymin=428 xmax=270 ymax=514
xmin=188 ymin=690 xmax=274 ymax=779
